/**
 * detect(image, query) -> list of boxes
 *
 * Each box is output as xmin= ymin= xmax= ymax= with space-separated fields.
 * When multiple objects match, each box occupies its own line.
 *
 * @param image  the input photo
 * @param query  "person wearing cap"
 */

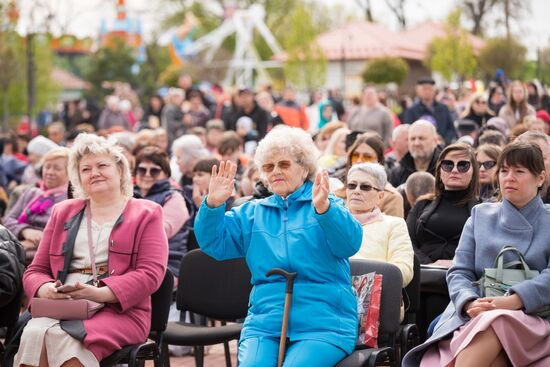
xmin=403 ymin=77 xmax=457 ymax=143
xmin=236 ymin=116 xmax=259 ymax=156
xmin=227 ymin=87 xmax=269 ymax=139
xmin=21 ymin=136 xmax=59 ymax=186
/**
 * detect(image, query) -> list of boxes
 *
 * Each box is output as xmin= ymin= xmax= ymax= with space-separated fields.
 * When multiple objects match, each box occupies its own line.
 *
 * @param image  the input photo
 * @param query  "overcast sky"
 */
xmin=15 ymin=0 xmax=550 ymax=58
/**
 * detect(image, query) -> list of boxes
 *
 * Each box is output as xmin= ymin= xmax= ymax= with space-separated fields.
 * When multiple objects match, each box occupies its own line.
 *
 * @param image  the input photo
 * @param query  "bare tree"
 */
xmin=384 ymin=0 xmax=407 ymax=30
xmin=462 ymin=0 xmax=499 ymax=36
xmin=500 ymin=0 xmax=528 ymax=38
xmin=353 ymin=0 xmax=374 ymax=22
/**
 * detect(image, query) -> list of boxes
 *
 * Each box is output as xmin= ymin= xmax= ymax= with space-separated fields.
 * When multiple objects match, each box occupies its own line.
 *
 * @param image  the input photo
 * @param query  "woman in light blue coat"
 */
xmin=403 ymin=141 xmax=550 ymax=366
xmin=195 ymin=125 xmax=362 ymax=367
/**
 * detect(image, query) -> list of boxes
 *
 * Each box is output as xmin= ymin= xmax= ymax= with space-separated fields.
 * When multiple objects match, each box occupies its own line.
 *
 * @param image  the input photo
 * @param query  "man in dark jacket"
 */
xmin=233 ymin=88 xmax=269 ymax=139
xmin=389 ymin=119 xmax=442 ymax=187
xmin=0 ymin=225 xmax=25 ymax=308
xmin=403 ymin=77 xmax=457 ymax=143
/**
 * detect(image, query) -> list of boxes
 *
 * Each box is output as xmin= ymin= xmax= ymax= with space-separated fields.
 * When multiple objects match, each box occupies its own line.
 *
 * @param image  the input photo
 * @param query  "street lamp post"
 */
xmin=26 ymin=31 xmax=35 ymax=139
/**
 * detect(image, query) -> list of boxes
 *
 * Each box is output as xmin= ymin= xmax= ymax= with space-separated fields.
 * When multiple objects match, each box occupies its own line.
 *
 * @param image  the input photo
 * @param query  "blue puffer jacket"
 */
xmin=194 ymin=180 xmax=362 ymax=354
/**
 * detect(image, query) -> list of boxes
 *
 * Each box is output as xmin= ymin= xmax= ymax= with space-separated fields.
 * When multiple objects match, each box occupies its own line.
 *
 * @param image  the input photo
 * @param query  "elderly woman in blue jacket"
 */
xmin=195 ymin=125 xmax=362 ymax=367
xmin=403 ymin=140 xmax=550 ymax=366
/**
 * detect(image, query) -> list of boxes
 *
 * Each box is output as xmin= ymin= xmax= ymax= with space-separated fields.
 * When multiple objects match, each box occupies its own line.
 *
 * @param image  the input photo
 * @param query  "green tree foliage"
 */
xmin=361 ymin=57 xmax=409 ymax=85
xmin=537 ymin=47 xmax=550 ymax=85
xmin=84 ymin=39 xmax=138 ymax=101
xmin=426 ymin=9 xmax=477 ymax=81
xmin=0 ymin=31 xmax=59 ymax=129
xmin=282 ymin=4 xmax=326 ymax=90
xmin=478 ymin=36 xmax=527 ymax=79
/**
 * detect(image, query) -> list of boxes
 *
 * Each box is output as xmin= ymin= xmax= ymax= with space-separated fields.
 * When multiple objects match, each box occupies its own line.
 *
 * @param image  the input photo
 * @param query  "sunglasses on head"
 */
xmin=136 ymin=166 xmax=163 ymax=178
xmin=477 ymin=160 xmax=497 ymax=170
xmin=351 ymin=152 xmax=378 ymax=164
xmin=346 ymin=183 xmax=381 ymax=192
xmin=440 ymin=160 xmax=471 ymax=173
xmin=262 ymin=160 xmax=292 ymax=173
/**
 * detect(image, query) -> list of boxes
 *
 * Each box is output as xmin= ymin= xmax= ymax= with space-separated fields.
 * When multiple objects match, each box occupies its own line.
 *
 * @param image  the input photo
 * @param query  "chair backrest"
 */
xmin=150 ymin=270 xmax=175 ymax=334
xmin=403 ymin=254 xmax=421 ymax=322
xmin=177 ymin=249 xmax=252 ymax=321
xmin=187 ymin=228 xmax=200 ymax=252
xmin=350 ymin=259 xmax=403 ymax=335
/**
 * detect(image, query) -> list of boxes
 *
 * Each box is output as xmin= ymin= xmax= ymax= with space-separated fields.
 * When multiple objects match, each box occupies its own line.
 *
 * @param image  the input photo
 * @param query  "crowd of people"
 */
xmin=1 ymin=73 xmax=550 ymax=366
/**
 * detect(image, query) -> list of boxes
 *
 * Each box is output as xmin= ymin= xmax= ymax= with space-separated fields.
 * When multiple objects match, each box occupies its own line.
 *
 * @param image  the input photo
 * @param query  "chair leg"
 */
xmin=194 ymin=346 xmax=205 ymax=367
xmin=161 ymin=342 xmax=171 ymax=367
xmin=224 ymin=341 xmax=232 ymax=367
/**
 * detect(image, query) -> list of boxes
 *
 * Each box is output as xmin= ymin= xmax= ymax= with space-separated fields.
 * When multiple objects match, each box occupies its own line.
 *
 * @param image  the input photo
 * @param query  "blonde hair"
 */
xmin=41 ymin=147 xmax=70 ymax=166
xmin=254 ymin=125 xmax=319 ymax=181
xmin=68 ymin=133 xmax=133 ymax=200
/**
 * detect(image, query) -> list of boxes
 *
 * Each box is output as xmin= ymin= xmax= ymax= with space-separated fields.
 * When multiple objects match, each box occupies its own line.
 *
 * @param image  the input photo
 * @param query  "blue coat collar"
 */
xmin=501 ymin=195 xmax=544 ymax=230
xmin=258 ymin=180 xmax=312 ymax=208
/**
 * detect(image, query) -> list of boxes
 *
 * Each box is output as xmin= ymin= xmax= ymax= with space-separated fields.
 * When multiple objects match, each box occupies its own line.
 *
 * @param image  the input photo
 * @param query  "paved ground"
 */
xmin=145 ymin=341 xmax=238 ymax=367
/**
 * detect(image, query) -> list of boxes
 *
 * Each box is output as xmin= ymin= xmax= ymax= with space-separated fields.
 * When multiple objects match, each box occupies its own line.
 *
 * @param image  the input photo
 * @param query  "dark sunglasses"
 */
xmin=474 ymin=100 xmax=487 ymax=105
xmin=136 ymin=166 xmax=163 ymax=178
xmin=477 ymin=160 xmax=497 ymax=170
xmin=440 ymin=160 xmax=471 ymax=173
xmin=346 ymin=183 xmax=381 ymax=192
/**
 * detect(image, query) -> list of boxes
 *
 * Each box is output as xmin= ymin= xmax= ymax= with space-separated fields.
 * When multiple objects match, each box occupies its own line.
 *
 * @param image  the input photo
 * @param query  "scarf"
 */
xmin=352 ymin=207 xmax=383 ymax=225
xmin=17 ymin=183 xmax=68 ymax=224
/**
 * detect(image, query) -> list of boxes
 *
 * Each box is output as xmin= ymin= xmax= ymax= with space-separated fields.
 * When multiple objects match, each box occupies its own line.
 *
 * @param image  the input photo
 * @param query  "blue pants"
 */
xmin=238 ymin=337 xmax=348 ymax=367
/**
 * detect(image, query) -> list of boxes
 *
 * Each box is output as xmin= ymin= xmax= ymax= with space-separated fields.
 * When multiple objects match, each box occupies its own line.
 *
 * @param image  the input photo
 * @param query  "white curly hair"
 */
xmin=68 ymin=133 xmax=133 ymax=200
xmin=254 ymin=125 xmax=319 ymax=181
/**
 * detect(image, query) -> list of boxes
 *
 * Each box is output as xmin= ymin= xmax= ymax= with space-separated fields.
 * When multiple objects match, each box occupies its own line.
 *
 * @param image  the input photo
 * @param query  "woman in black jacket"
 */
xmin=406 ymin=143 xmax=480 ymax=265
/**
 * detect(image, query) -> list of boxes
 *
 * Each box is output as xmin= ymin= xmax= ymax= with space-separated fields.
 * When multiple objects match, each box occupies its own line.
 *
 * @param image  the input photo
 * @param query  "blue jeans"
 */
xmin=238 ymin=337 xmax=348 ymax=367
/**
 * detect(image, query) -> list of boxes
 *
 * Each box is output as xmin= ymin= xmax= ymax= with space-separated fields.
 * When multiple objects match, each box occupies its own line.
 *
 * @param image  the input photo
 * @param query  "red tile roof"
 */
xmin=278 ymin=20 xmax=485 ymax=62
xmin=51 ymin=67 xmax=91 ymax=90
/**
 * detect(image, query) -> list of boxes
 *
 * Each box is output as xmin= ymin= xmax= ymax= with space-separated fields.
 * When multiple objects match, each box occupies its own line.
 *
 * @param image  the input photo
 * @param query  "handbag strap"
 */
xmin=495 ymin=245 xmax=532 ymax=282
xmin=85 ymin=203 xmax=99 ymax=287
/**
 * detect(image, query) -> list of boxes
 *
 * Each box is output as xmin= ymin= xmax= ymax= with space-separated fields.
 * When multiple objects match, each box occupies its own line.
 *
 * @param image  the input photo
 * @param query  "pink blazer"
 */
xmin=23 ymin=198 xmax=168 ymax=360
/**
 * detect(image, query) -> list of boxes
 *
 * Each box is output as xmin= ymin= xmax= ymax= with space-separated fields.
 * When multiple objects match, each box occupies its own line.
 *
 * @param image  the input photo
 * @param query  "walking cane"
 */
xmin=266 ymin=268 xmax=297 ymax=367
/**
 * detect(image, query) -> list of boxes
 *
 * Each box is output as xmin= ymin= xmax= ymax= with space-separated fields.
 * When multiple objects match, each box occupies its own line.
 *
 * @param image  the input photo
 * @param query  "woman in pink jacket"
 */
xmin=15 ymin=134 xmax=168 ymax=367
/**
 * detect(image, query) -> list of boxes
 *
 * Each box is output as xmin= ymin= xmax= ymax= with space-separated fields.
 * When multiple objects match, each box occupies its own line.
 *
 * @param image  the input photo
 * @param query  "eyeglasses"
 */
xmin=346 ymin=183 xmax=382 ymax=192
xmin=474 ymin=100 xmax=487 ymax=105
xmin=262 ymin=160 xmax=293 ymax=173
xmin=477 ymin=160 xmax=497 ymax=170
xmin=136 ymin=166 xmax=163 ymax=178
xmin=440 ymin=160 xmax=472 ymax=173
xmin=351 ymin=152 xmax=378 ymax=164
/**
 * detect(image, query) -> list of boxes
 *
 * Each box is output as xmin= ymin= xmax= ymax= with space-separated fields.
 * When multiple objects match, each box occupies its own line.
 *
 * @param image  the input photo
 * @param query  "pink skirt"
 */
xmin=420 ymin=309 xmax=550 ymax=367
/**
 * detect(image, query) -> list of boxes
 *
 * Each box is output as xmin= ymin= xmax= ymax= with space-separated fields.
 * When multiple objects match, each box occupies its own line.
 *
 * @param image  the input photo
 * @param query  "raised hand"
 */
xmin=206 ymin=160 xmax=238 ymax=208
xmin=312 ymin=170 xmax=330 ymax=214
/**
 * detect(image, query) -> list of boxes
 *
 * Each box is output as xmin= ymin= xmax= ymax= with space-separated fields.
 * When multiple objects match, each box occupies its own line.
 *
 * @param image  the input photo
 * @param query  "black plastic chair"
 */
xmin=162 ymin=249 xmax=252 ymax=367
xmin=100 ymin=270 xmax=174 ymax=367
xmin=418 ymin=265 xmax=449 ymax=342
xmin=336 ymin=260 xmax=403 ymax=367
xmin=0 ymin=288 xmax=24 ymax=363
xmin=399 ymin=254 xmax=421 ymax=361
